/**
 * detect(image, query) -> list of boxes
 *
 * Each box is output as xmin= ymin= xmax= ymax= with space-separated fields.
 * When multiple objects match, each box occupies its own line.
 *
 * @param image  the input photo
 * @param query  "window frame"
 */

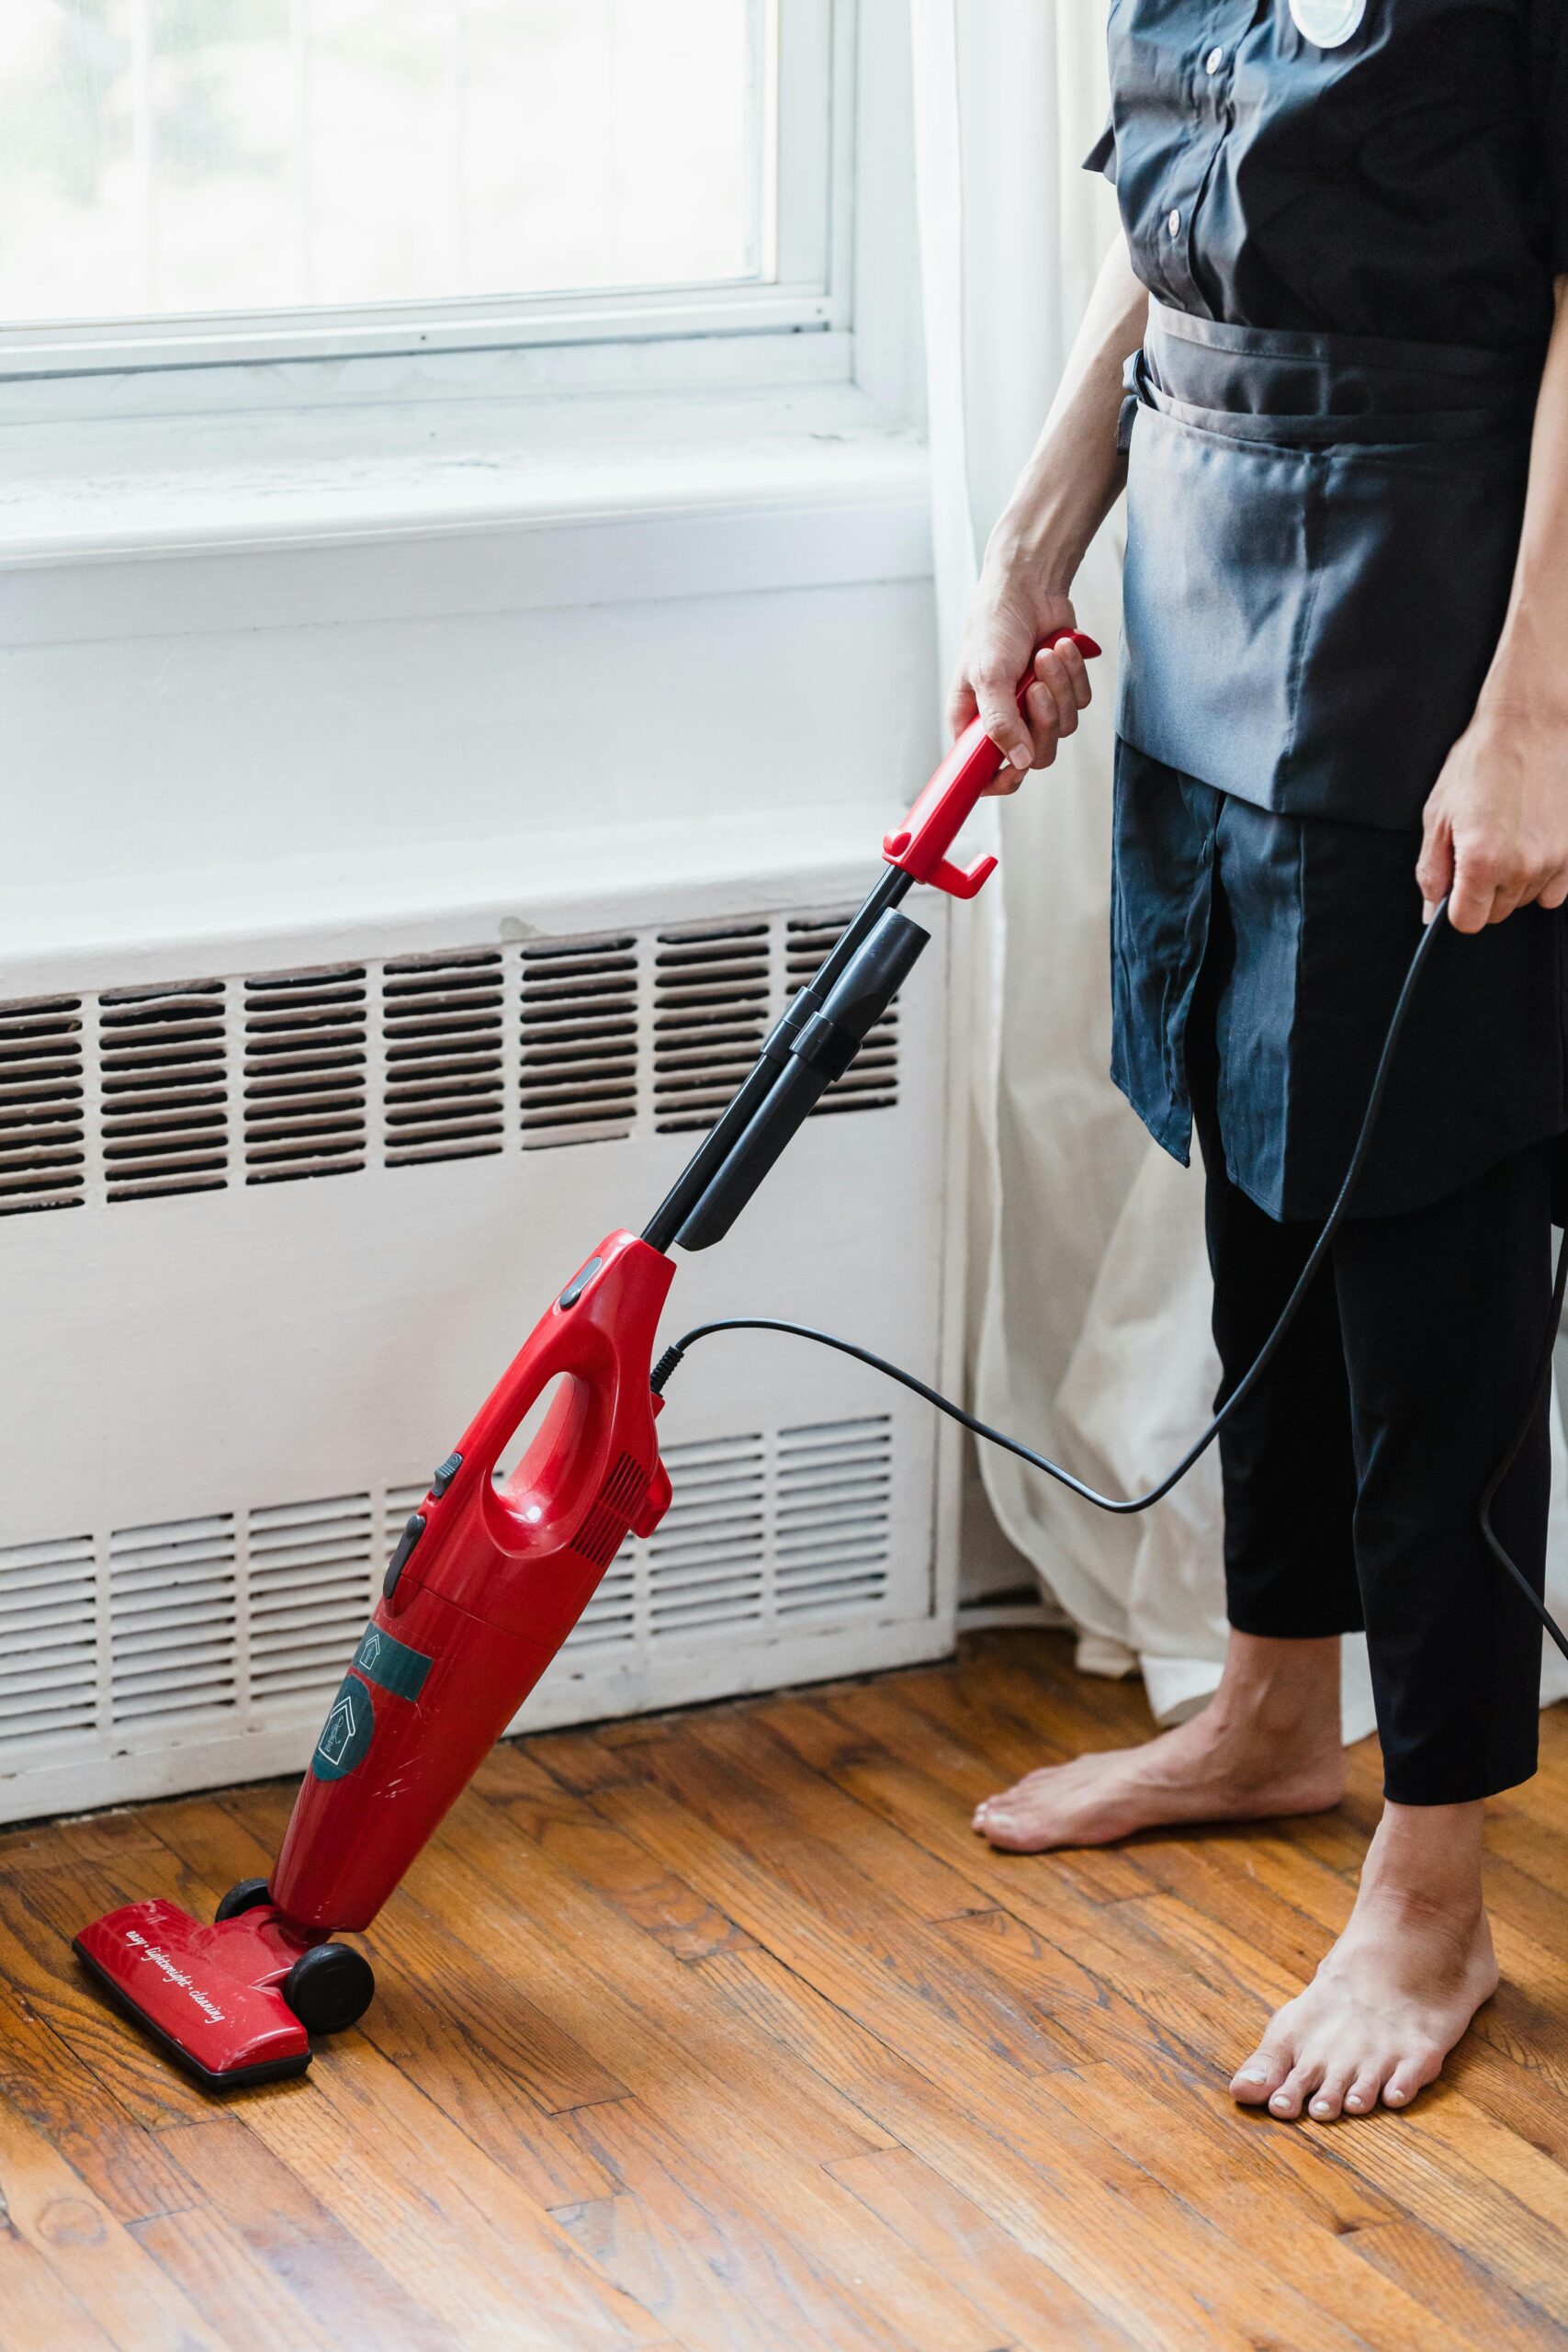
xmin=0 ymin=0 xmax=855 ymax=390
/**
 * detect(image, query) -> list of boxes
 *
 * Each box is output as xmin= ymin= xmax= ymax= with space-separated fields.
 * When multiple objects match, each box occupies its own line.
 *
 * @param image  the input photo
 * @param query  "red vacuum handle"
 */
xmin=882 ymin=629 xmax=1102 ymax=899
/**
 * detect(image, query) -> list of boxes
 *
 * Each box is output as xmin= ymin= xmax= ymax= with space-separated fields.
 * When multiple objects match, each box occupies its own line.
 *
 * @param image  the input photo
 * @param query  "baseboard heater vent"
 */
xmin=0 ymin=909 xmax=897 ymax=1216
xmin=1 ymin=876 xmax=953 ymax=1824
xmin=1 ymin=1416 xmax=894 ymax=1790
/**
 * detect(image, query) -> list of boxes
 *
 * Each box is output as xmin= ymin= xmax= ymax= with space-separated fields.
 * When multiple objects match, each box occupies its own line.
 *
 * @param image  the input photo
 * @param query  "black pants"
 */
xmin=1199 ymin=1091 xmax=1555 ymax=1805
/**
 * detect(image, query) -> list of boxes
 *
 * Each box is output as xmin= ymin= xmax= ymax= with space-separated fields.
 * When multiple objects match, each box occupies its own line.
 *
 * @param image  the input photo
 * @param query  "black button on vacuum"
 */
xmin=430 ymin=1451 xmax=462 ymax=1499
xmin=383 ymin=1511 xmax=426 ymax=1599
xmin=557 ymin=1255 xmax=603 ymax=1311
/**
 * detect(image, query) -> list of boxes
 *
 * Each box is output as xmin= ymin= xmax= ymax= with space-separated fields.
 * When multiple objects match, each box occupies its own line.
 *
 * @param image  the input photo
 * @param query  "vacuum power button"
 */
xmin=383 ymin=1511 xmax=426 ymax=1599
xmin=558 ymin=1255 xmax=603 ymax=1311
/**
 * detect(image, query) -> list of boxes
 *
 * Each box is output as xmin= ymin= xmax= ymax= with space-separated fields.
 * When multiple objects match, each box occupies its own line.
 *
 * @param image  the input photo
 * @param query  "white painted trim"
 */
xmin=0 ymin=288 xmax=840 ymax=381
xmin=2 ymin=1612 xmax=953 ymax=1828
xmin=0 ymin=393 xmax=931 ymax=645
xmin=0 ymin=326 xmax=855 ymax=432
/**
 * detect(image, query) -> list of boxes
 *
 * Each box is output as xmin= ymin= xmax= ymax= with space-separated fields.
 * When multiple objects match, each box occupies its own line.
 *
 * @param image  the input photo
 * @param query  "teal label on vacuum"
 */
xmin=310 ymin=1674 xmax=375 ymax=1781
xmin=351 ymin=1622 xmax=433 ymax=1703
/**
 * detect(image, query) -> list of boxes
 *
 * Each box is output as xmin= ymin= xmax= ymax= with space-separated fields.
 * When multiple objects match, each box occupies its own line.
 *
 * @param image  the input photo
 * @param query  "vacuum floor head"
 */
xmin=73 ymin=1891 xmax=373 ymax=2089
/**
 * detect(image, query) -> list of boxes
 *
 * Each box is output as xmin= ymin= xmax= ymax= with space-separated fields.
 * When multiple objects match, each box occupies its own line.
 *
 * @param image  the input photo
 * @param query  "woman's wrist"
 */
xmin=1479 ymin=605 xmax=1568 ymax=731
xmin=987 ymin=495 xmax=1091 ymax=602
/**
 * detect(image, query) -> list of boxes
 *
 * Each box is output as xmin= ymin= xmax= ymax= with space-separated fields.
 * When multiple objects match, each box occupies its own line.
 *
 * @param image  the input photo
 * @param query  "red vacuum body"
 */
xmin=74 ymin=636 xmax=1097 ymax=2087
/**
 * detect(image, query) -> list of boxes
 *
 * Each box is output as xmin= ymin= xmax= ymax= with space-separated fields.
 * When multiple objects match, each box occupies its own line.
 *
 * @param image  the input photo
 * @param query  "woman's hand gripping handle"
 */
xmin=884 ymin=632 xmax=1101 ymax=899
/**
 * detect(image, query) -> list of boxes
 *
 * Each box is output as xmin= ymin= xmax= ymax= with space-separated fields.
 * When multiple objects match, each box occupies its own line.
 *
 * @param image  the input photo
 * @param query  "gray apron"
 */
xmin=1116 ymin=299 xmax=1540 ymax=830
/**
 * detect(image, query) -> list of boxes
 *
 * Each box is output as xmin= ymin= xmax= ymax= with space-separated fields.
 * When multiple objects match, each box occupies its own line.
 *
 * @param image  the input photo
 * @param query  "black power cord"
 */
xmin=651 ymin=898 xmax=1568 ymax=1665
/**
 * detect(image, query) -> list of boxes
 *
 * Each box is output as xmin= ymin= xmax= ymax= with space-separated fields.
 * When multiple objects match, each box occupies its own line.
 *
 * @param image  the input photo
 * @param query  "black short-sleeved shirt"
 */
xmin=1089 ymin=0 xmax=1568 ymax=353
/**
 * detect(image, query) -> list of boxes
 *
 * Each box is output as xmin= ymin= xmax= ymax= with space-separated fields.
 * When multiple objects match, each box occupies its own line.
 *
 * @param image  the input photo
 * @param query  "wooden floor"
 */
xmin=5 ymin=1634 xmax=1568 ymax=2351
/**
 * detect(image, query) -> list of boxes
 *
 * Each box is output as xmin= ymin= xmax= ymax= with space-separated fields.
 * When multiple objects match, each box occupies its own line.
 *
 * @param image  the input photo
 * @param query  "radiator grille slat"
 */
xmin=249 ymin=1493 xmax=376 ymax=1706
xmin=653 ymin=925 xmax=772 ymax=1135
xmin=0 ymin=1534 xmax=97 ymax=1751
xmin=521 ymin=936 xmax=638 ymax=1148
xmin=243 ymin=967 xmax=368 ymax=1184
xmin=101 ymin=979 xmax=228 ymax=1200
xmin=384 ymin=953 xmax=504 ymax=1167
xmin=0 ymin=996 xmax=85 ymax=1215
xmin=109 ymin=1514 xmax=238 ymax=1725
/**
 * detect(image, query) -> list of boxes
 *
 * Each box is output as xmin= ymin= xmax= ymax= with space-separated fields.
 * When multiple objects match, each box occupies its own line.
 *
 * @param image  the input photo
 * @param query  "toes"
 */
xmin=1268 ymin=2060 xmax=1325 ymax=2120
xmin=972 ymin=1769 xmax=1059 ymax=1828
xmin=1306 ymin=2066 xmax=1356 ymax=2123
xmin=971 ymin=1800 xmax=1032 ymax=1849
xmin=1230 ymin=2043 xmax=1290 ymax=2106
xmin=1342 ymin=2065 xmax=1385 ymax=2117
xmin=1382 ymin=2047 xmax=1443 ymax=2110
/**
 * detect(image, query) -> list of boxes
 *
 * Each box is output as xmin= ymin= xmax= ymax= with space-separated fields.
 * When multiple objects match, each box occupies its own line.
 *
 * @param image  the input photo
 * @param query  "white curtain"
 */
xmin=909 ymin=0 xmax=1568 ymax=1733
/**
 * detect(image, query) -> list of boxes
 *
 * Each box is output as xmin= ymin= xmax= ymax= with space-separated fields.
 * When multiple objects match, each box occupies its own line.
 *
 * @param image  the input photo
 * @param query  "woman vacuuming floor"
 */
xmin=953 ymin=0 xmax=1568 ymax=2122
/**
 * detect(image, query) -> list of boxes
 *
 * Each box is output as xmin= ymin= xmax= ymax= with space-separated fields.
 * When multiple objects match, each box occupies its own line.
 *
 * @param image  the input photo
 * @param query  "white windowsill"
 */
xmin=0 ymin=379 xmax=931 ymax=644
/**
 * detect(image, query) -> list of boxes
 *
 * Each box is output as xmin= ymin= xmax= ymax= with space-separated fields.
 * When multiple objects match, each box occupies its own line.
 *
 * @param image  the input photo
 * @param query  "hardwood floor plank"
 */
xmin=592 ymin=1778 xmax=1377 ymax=2352
xmin=527 ymin=1726 xmax=658 ymax=1793
xmin=419 ymin=1782 xmax=897 ymax=2170
xmin=155 ymin=2110 xmax=466 ymax=2349
xmin=236 ymin=2034 xmax=669 ymax=2352
xmin=1047 ymin=2057 xmax=1508 ymax=2352
xmin=697 ymin=1938 xmax=1291 ymax=2352
xmin=1348 ymin=2217 xmax=1568 ymax=2352
xmin=0 ymin=1977 xmax=197 ymax=2224
xmin=1085 ymin=1865 xmax=1568 ymax=2333
xmin=0 ymin=2232 xmax=120 ymax=2352
xmin=1292 ymin=2094 xmax=1568 ymax=2334
xmin=388 ymin=1808 xmax=1011 ymax=2348
xmin=553 ymin=2092 xmax=999 ymax=2352
xmin=82 ymin=1793 xmax=662 ymax=2351
xmin=126 ymin=2206 xmax=344 ymax=2352
xmin=937 ymin=1905 xmax=1394 ymax=2237
xmin=743 ymin=1684 xmax=1303 ymax=2086
xmin=355 ymin=1926 xmax=627 ymax=2199
xmin=570 ymin=1717 xmax=1099 ymax=2084
xmin=826 ymin=2142 xmax=1139 ymax=2352
xmin=477 ymin=1743 xmax=761 ymax=1963
xmin=881 ymin=1656 xmax=1154 ymax=1905
xmin=6 ymin=1634 xmax=1568 ymax=2349
xmin=0 ymin=2086 xmax=226 ymax=2350
xmin=692 ymin=1703 xmax=998 ymax=1920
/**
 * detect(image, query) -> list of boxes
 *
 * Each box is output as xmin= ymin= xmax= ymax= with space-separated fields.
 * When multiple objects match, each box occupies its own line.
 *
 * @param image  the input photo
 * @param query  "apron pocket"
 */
xmin=1118 ymin=399 xmax=1528 ymax=828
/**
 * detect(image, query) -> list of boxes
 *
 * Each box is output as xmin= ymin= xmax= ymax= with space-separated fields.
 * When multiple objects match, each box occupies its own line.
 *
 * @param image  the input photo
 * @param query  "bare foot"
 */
xmin=1231 ymin=1800 xmax=1496 ymax=2120
xmin=973 ymin=1632 xmax=1344 ymax=1851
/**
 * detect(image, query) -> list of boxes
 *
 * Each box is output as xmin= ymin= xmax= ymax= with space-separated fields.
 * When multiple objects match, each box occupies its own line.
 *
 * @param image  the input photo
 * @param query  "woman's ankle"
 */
xmin=1205 ymin=1629 xmax=1343 ymax=1748
xmin=1359 ymin=1798 xmax=1486 ymax=1912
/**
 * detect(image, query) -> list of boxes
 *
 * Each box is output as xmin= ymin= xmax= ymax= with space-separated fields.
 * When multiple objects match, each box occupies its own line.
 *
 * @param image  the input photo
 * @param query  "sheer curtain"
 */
xmin=908 ymin=0 xmax=1568 ymax=1732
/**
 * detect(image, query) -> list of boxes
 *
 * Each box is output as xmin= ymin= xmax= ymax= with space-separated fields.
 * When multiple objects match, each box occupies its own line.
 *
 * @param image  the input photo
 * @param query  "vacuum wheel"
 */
xmin=214 ymin=1877 xmax=274 ymax=1922
xmin=284 ymin=1942 xmax=376 ymax=2037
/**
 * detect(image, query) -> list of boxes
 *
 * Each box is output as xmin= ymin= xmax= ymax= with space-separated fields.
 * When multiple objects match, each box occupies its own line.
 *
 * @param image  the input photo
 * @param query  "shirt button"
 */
xmin=1167 ymin=209 xmax=1182 ymax=237
xmin=1204 ymin=45 xmax=1225 ymax=74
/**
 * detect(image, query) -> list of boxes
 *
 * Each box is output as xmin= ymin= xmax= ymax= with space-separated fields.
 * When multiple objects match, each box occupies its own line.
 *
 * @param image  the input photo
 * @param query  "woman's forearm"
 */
xmin=988 ymin=232 xmax=1149 ymax=592
xmin=950 ymin=232 xmax=1147 ymax=775
xmin=1417 ymin=277 xmax=1568 ymax=929
xmin=1479 ymin=278 xmax=1568 ymax=725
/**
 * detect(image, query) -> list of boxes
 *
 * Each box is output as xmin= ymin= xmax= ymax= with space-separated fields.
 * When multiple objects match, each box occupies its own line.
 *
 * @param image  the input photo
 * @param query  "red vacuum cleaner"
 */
xmin=73 ymin=636 xmax=1100 ymax=2088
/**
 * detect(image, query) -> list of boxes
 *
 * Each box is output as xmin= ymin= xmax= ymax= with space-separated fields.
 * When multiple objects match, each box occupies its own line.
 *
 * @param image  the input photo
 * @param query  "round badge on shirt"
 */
xmin=1289 ymin=0 xmax=1366 ymax=44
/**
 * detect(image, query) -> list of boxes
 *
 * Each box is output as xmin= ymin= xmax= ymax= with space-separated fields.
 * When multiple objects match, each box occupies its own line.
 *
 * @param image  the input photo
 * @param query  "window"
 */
xmin=0 ymin=0 xmax=849 ymax=372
